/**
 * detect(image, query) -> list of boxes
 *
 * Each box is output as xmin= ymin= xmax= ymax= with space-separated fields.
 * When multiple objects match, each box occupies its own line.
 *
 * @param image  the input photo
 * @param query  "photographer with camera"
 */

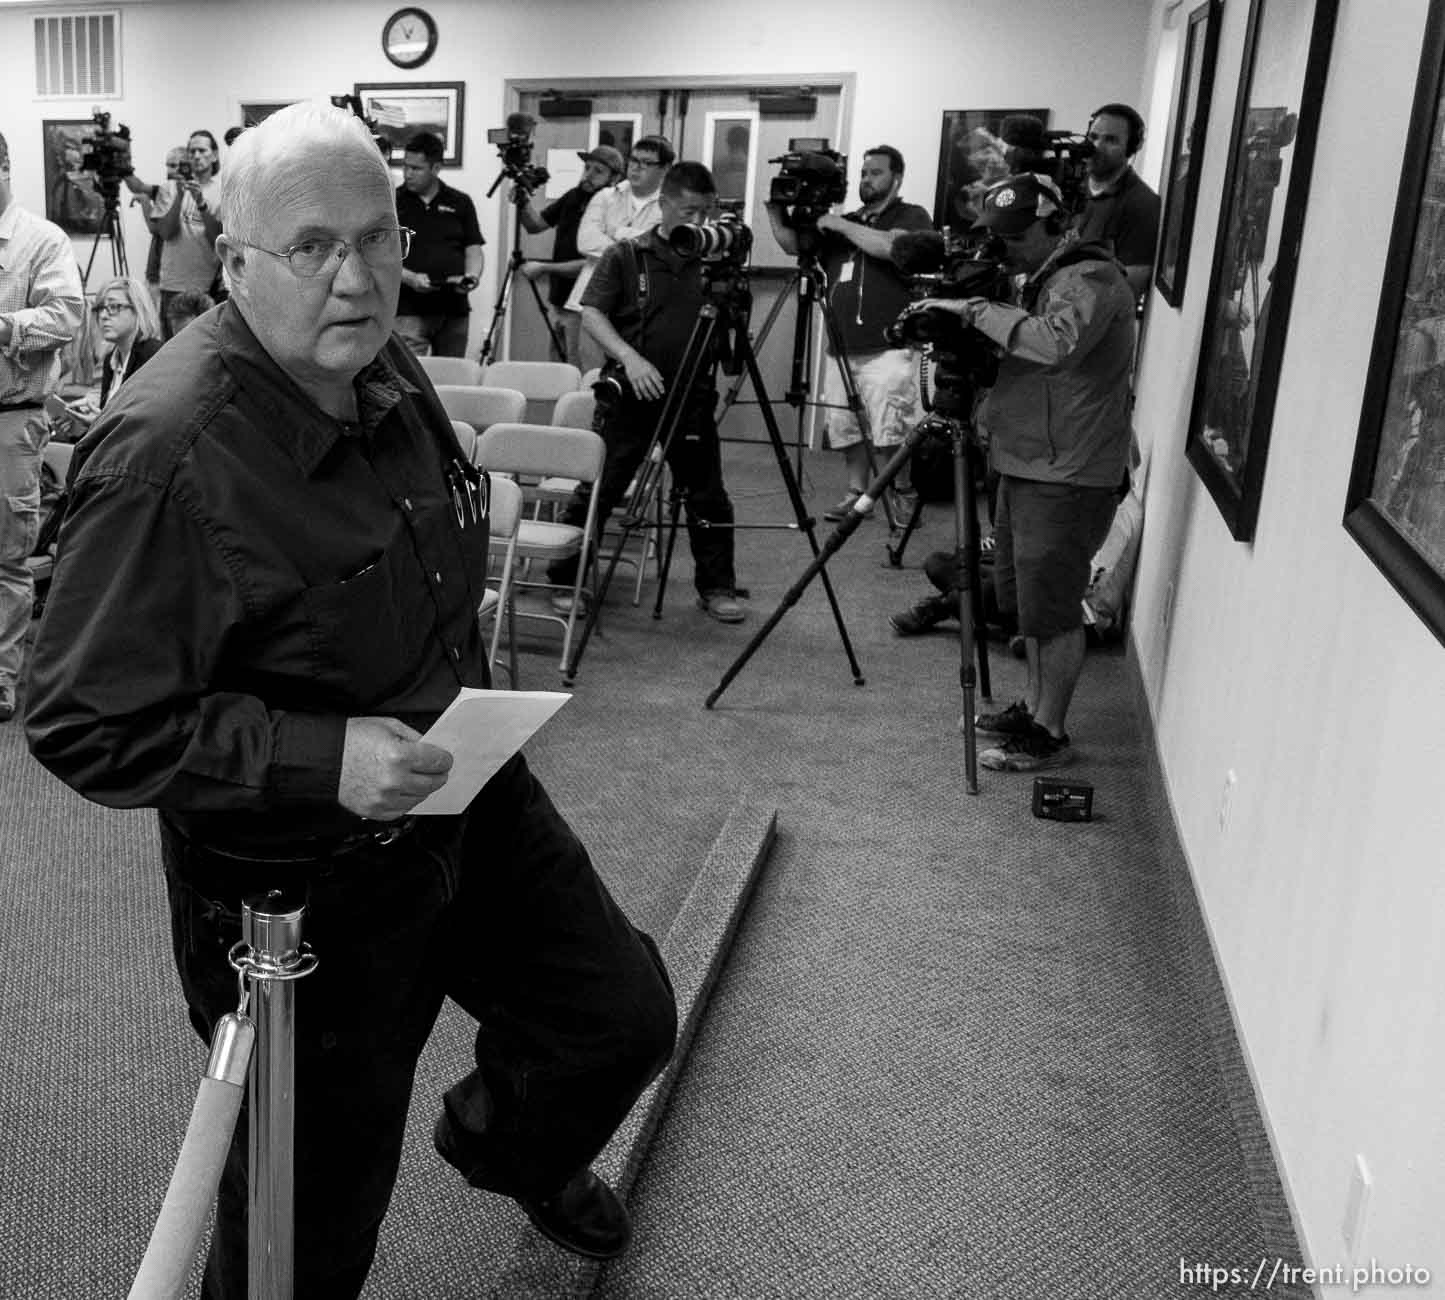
xmin=395 ymin=131 xmax=485 ymax=358
xmin=547 ymin=161 xmax=746 ymax=625
xmin=150 ymin=129 xmax=223 ymax=338
xmin=765 ymin=145 xmax=933 ymax=521
xmin=515 ymin=145 xmax=625 ymax=366
xmin=1073 ymin=103 xmax=1160 ymax=300
xmin=908 ymin=174 xmax=1135 ymax=772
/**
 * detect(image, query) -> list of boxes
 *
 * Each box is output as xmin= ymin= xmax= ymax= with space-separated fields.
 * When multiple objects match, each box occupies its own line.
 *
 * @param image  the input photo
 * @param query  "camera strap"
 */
xmin=629 ymin=240 xmax=650 ymax=357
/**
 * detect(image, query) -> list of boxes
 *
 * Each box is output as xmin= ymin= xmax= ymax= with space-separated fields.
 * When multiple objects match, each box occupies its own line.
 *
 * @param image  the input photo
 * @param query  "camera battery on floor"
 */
xmin=1032 ymin=778 xmax=1094 ymax=822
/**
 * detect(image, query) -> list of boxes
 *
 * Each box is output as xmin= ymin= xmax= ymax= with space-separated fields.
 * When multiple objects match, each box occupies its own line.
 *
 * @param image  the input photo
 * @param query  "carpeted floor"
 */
xmin=0 ymin=441 xmax=1306 ymax=1298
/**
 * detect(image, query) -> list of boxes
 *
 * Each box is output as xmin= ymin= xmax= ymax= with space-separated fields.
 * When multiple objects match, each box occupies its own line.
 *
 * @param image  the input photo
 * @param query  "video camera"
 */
xmin=487 ymin=114 xmax=549 ymax=199
xmin=81 ymin=108 xmax=134 ymax=199
xmin=998 ymin=116 xmax=1095 ymax=214
xmin=768 ymin=138 xmax=848 ymax=227
xmin=329 ymin=93 xmax=390 ymax=157
xmin=885 ymin=231 xmax=1011 ymax=413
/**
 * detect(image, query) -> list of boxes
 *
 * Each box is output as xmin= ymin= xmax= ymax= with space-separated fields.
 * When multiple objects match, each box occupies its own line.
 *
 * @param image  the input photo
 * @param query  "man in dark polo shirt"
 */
xmin=546 ymin=161 xmax=745 ymax=624
xmin=516 ymin=145 xmax=625 ymax=366
xmin=395 ymin=130 xmax=485 ymax=357
xmin=1072 ymin=103 xmax=1161 ymax=300
xmin=24 ymin=103 xmax=674 ymax=1297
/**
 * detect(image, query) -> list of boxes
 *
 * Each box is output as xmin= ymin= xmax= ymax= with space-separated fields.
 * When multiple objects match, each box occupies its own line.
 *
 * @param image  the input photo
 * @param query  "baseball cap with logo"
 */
xmin=578 ymin=145 xmax=626 ymax=177
xmin=971 ymin=173 xmax=1066 ymax=235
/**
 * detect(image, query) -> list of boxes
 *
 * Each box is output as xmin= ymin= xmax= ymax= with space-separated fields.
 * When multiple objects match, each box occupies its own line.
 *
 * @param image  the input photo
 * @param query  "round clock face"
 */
xmin=382 ymin=8 xmax=437 ymax=69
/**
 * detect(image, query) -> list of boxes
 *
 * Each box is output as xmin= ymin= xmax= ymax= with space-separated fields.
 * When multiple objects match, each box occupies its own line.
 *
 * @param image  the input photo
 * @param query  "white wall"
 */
xmin=0 ymin=0 xmax=1153 ymax=348
xmin=1132 ymin=0 xmax=1445 ymax=1283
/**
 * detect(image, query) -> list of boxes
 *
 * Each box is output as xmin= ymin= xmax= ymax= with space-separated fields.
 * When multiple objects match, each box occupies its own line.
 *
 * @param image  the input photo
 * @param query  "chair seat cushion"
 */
xmin=515 ymin=520 xmax=583 ymax=561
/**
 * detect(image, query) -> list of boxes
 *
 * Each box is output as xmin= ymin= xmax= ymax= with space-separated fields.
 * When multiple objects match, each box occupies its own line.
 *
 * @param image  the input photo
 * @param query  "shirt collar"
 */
xmin=215 ymin=302 xmax=420 ymax=477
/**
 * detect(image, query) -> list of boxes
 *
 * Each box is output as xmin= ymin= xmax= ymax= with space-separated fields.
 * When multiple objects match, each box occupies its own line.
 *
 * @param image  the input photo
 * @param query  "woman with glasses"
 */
xmin=92 ymin=275 xmax=163 ymax=409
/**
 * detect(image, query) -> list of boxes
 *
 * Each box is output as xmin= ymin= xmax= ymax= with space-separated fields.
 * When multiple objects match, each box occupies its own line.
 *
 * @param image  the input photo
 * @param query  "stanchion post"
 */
xmin=241 ymin=890 xmax=313 ymax=1300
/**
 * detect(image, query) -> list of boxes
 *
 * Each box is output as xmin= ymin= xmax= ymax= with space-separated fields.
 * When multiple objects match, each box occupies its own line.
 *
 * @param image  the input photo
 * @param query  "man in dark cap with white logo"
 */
xmin=909 ymin=173 xmax=1136 ymax=772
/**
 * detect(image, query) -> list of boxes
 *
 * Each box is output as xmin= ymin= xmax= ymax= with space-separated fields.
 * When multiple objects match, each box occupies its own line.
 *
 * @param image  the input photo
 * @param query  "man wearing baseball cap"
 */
xmin=912 ymin=172 xmax=1136 ymax=772
xmin=515 ymin=145 xmax=625 ymax=366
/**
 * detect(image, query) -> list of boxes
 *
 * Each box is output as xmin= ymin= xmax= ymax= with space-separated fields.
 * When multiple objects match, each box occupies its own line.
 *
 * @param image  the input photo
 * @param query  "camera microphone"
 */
xmin=506 ymin=112 xmax=536 ymax=137
xmin=891 ymin=230 xmax=948 ymax=274
xmin=1000 ymin=115 xmax=1050 ymax=172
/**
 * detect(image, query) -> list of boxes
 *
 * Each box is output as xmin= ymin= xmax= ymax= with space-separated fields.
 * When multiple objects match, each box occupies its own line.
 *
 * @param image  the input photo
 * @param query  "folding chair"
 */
xmin=479 ymin=361 xmax=582 ymax=424
xmin=435 ymin=385 xmax=527 ymax=440
xmin=418 ymin=355 xmax=484 ymax=386
xmin=471 ymin=423 xmax=606 ymax=678
xmin=579 ymin=368 xmax=603 ymax=391
xmin=476 ymin=474 xmax=523 ymax=687
xmin=449 ymin=420 xmax=478 ymax=462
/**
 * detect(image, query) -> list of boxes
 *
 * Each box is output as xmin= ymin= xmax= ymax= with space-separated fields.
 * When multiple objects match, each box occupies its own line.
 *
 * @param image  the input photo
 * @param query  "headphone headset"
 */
xmin=1089 ymin=103 xmax=1145 ymax=156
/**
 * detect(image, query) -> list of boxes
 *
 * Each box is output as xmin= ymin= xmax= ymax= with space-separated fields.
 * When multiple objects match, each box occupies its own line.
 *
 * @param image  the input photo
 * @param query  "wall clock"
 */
xmin=382 ymin=8 xmax=438 ymax=70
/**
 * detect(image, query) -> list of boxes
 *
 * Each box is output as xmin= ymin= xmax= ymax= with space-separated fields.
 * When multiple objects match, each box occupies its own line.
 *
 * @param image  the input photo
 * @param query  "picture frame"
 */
xmin=353 ymin=81 xmax=464 ymax=166
xmin=41 ymin=119 xmax=106 ymax=236
xmin=238 ymin=101 xmax=298 ymax=129
xmin=1155 ymin=0 xmax=1223 ymax=307
xmin=933 ymin=108 xmax=1050 ymax=232
xmin=590 ymin=115 xmax=640 ymax=161
xmin=1344 ymin=0 xmax=1445 ymax=646
xmin=1183 ymin=0 xmax=1340 ymax=541
xmin=703 ymin=109 xmax=760 ymax=220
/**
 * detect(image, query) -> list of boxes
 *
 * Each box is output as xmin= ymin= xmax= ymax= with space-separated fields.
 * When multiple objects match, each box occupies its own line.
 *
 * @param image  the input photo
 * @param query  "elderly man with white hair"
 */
xmin=26 ymin=102 xmax=675 ymax=1298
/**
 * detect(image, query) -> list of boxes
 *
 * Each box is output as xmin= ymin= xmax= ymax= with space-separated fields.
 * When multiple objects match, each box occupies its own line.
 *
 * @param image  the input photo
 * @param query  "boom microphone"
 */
xmin=506 ymin=112 xmax=536 ymax=137
xmin=1000 ymin=114 xmax=1049 ymax=172
xmin=890 ymin=230 xmax=948 ymax=274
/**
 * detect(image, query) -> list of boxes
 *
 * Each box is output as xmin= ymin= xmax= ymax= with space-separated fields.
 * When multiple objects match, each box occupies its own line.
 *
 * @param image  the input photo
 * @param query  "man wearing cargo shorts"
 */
xmin=913 ymin=173 xmax=1135 ymax=771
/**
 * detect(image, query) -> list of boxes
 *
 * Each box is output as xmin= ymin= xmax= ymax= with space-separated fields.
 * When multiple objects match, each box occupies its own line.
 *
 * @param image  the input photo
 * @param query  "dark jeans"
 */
xmin=547 ymin=388 xmax=736 ymax=596
xmin=161 ymin=754 xmax=676 ymax=1300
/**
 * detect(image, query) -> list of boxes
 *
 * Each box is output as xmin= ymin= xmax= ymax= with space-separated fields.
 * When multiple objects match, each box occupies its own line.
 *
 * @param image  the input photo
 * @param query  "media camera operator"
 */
xmin=150 ymin=129 xmax=223 ymax=338
xmin=765 ymin=145 xmax=933 ymax=521
xmin=1074 ymin=103 xmax=1160 ymax=300
xmin=515 ymin=145 xmax=625 ymax=366
xmin=906 ymin=173 xmax=1135 ymax=773
xmin=395 ymin=131 xmax=485 ymax=358
xmin=547 ymin=161 xmax=747 ymax=625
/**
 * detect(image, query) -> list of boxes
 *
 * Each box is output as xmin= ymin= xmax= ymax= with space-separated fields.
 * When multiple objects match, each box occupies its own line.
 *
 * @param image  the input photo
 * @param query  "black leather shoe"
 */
xmin=518 ymin=1168 xmax=632 ymax=1260
xmin=889 ymin=594 xmax=956 ymax=636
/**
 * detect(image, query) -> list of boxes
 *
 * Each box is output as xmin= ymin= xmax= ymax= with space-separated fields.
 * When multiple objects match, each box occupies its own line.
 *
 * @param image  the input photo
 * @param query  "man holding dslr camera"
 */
xmin=911 ymin=173 xmax=1135 ymax=772
xmin=546 ymin=161 xmax=745 ymax=625
xmin=150 ymin=129 xmax=223 ymax=338
xmin=765 ymin=145 xmax=932 ymax=520
xmin=395 ymin=131 xmax=485 ymax=358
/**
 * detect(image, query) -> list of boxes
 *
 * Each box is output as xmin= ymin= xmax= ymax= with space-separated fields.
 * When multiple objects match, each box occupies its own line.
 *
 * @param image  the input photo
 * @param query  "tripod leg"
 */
xmin=651 ymin=488 xmax=686 ymax=619
xmin=885 ymin=491 xmax=927 ymax=568
xmin=952 ymin=432 xmax=981 ymax=795
xmin=717 ymin=272 xmax=795 ymax=423
xmin=523 ymin=270 xmax=567 ymax=362
xmin=479 ymin=262 xmax=515 ymax=364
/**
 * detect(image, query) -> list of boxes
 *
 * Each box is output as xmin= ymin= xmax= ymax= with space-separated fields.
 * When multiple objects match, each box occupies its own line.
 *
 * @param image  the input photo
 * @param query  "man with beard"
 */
xmin=515 ymin=144 xmax=625 ymax=366
xmin=1073 ymin=103 xmax=1160 ymax=300
xmin=766 ymin=145 xmax=933 ymax=521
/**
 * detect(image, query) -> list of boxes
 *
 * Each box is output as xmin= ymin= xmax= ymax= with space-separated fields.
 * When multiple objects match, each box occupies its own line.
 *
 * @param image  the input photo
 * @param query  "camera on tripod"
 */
xmin=768 ymin=138 xmax=848 ymax=228
xmin=81 ymin=108 xmax=134 ymax=199
xmin=488 ymin=118 xmax=549 ymax=199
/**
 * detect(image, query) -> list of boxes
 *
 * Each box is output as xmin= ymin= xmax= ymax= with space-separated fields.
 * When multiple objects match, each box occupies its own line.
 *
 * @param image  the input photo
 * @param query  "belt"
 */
xmin=195 ymin=815 xmax=420 ymax=866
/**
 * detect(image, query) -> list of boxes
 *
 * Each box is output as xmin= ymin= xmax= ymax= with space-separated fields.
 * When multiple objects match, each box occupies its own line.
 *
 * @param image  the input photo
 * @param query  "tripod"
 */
xmin=716 ymin=250 xmax=899 ymax=532
xmin=562 ymin=267 xmax=865 ymax=692
xmin=480 ymin=186 xmax=565 ymax=365
xmin=707 ymin=385 xmax=993 ymax=794
xmin=82 ymin=191 xmax=128 ymax=288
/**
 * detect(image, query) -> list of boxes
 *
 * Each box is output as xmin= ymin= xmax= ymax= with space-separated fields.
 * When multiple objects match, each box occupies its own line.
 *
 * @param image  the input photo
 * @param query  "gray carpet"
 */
xmin=0 ymin=441 xmax=1305 ymax=1298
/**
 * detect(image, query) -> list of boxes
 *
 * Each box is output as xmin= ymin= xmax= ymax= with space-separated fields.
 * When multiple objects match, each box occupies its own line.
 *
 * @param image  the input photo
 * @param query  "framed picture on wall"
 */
xmin=933 ymin=108 xmax=1050 ymax=232
xmin=1155 ymin=0 xmax=1223 ymax=307
xmin=590 ymin=115 xmax=640 ymax=160
xmin=41 ymin=119 xmax=106 ymax=235
xmin=1345 ymin=0 xmax=1445 ymax=647
xmin=1183 ymin=0 xmax=1339 ymax=541
xmin=354 ymin=81 xmax=465 ymax=165
xmin=703 ymin=110 xmax=759 ymax=219
xmin=238 ymin=101 xmax=298 ymax=128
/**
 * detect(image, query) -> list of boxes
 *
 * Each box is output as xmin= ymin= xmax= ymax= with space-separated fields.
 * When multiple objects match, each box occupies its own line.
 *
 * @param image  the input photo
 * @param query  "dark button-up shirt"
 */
xmin=25 ymin=301 xmax=490 ymax=852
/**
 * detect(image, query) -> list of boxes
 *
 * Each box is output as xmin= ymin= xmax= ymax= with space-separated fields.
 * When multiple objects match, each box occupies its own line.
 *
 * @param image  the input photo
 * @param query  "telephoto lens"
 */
xmin=668 ymin=216 xmax=753 ymax=260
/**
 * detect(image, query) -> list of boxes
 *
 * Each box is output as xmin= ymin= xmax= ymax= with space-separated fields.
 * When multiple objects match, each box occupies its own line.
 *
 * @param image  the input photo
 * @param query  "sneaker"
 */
xmin=889 ymin=594 xmax=956 ymax=636
xmin=551 ymin=590 xmax=591 ymax=616
xmin=698 ymin=591 xmax=746 ymax=623
xmin=978 ymin=723 xmax=1073 ymax=772
xmin=822 ymin=492 xmax=871 ymax=523
xmin=973 ymin=699 xmax=1034 ymax=737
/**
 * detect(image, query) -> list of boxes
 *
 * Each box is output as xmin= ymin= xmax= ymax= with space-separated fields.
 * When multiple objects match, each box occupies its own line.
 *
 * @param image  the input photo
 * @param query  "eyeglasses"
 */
xmin=243 ymin=226 xmax=414 ymax=279
xmin=94 ymin=301 xmax=134 ymax=317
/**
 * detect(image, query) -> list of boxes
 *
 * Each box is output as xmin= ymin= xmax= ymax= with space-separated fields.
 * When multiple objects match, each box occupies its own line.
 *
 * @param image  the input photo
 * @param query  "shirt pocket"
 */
xmin=302 ymin=537 xmax=436 ymax=704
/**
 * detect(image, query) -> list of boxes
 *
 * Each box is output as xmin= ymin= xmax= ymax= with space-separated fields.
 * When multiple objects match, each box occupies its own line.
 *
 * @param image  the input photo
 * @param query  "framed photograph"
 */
xmin=704 ymin=109 xmax=759 ymax=219
xmin=41 ymin=119 xmax=106 ymax=235
xmin=590 ymin=115 xmax=640 ymax=161
xmin=1184 ymin=0 xmax=1340 ymax=541
xmin=1155 ymin=0 xmax=1223 ymax=306
xmin=354 ymin=81 xmax=464 ymax=166
xmin=1345 ymin=0 xmax=1445 ymax=646
xmin=238 ymin=101 xmax=298 ymax=128
xmin=933 ymin=108 xmax=1050 ymax=232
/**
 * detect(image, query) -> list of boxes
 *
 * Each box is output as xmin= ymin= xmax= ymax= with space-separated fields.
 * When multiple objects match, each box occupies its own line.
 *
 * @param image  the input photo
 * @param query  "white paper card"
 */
xmin=411 ymin=688 xmax=570 ymax=815
xmin=545 ymin=149 xmax=584 ymax=199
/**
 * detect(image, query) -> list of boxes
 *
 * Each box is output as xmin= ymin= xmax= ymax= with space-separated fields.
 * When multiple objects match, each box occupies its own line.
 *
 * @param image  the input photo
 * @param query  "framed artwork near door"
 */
xmin=933 ymin=108 xmax=1050 ymax=231
xmin=704 ymin=109 xmax=759 ymax=218
xmin=354 ymin=81 xmax=465 ymax=165
xmin=237 ymin=100 xmax=298 ymax=129
xmin=41 ymin=119 xmax=106 ymax=235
